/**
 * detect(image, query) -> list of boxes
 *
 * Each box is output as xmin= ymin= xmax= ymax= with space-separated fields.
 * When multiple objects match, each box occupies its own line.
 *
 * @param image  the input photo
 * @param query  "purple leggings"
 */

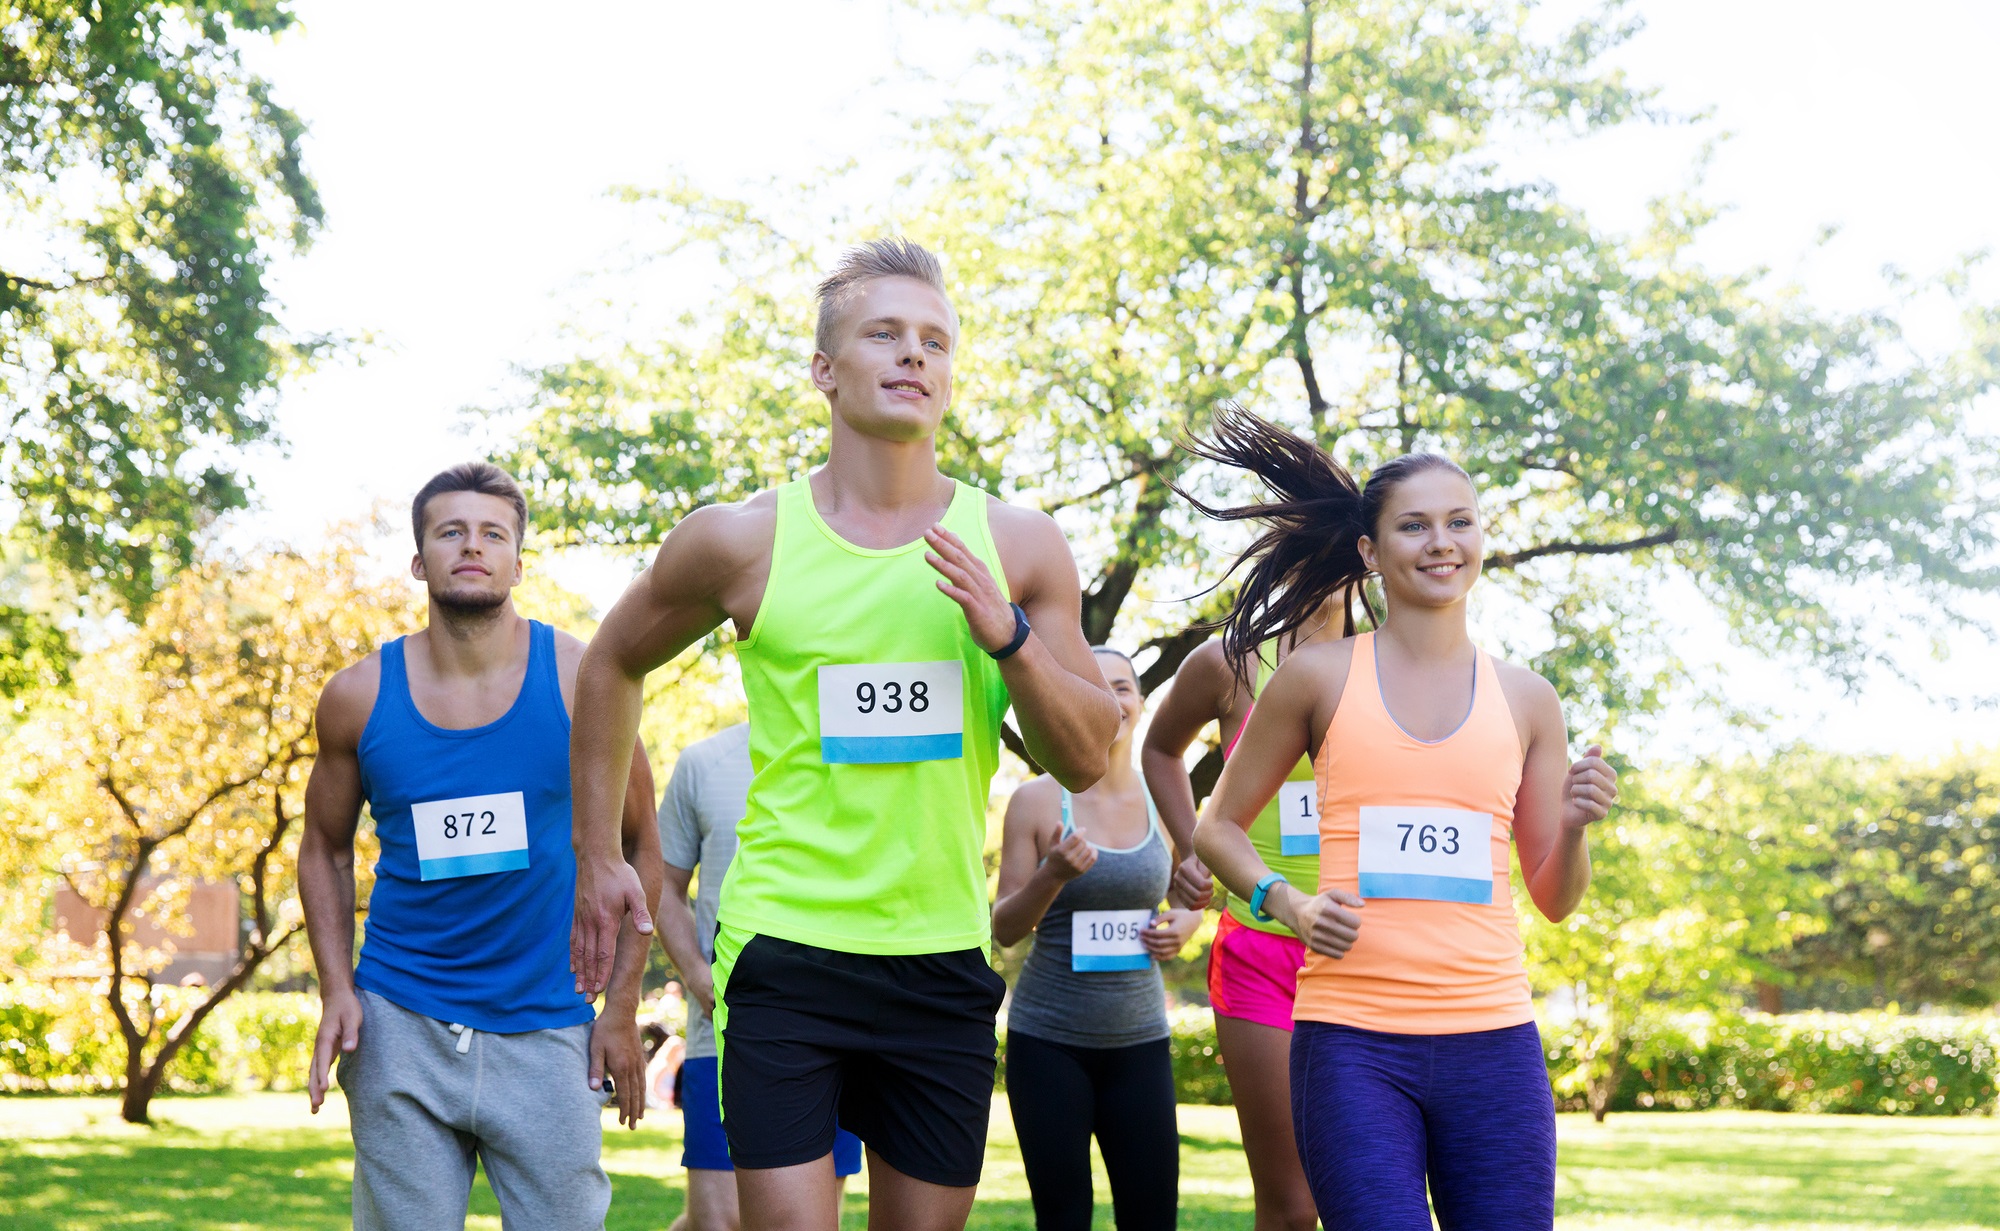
xmin=1290 ymin=1019 xmax=1556 ymax=1231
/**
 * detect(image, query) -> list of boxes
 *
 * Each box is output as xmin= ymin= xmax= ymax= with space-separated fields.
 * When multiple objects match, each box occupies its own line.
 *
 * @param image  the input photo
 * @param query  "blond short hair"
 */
xmin=813 ymin=237 xmax=959 ymax=357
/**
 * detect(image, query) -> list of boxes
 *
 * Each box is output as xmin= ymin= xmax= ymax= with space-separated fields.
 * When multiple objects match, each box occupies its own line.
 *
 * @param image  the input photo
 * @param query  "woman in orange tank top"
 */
xmin=1180 ymin=407 xmax=1619 ymax=1231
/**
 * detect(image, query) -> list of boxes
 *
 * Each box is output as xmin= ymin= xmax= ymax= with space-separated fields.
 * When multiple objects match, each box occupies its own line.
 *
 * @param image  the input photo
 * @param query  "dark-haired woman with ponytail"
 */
xmin=1184 ymin=407 xmax=1619 ymax=1231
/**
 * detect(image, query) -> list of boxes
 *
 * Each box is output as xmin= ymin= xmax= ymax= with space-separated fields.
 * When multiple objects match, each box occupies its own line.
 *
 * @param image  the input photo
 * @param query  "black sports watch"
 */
xmin=991 ymin=602 xmax=1032 ymax=661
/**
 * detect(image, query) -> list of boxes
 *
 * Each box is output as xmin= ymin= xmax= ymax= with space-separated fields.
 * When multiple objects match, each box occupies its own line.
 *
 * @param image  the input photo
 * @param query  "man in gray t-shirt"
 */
xmin=658 ymin=724 xmax=752 ymax=1065
xmin=657 ymin=724 xmax=860 ymax=1231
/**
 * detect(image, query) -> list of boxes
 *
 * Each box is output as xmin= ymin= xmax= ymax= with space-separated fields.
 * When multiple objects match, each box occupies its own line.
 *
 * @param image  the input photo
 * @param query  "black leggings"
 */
xmin=1006 ymin=1030 xmax=1179 ymax=1231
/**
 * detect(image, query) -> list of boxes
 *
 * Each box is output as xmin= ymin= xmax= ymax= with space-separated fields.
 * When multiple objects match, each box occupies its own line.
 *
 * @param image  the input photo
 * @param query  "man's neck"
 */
xmin=815 ymin=419 xmax=954 ymax=547
xmin=421 ymin=601 xmax=527 ymax=679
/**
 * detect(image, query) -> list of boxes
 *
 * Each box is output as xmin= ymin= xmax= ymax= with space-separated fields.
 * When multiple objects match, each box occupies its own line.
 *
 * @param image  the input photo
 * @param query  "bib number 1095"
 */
xmin=411 ymin=791 xmax=530 ymax=881
xmin=819 ymin=661 xmax=965 ymax=764
xmin=1071 ymin=909 xmax=1153 ymax=972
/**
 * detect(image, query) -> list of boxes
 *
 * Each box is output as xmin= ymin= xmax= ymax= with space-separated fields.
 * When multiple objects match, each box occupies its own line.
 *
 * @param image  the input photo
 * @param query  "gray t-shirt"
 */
xmin=657 ymin=723 xmax=753 ymax=1060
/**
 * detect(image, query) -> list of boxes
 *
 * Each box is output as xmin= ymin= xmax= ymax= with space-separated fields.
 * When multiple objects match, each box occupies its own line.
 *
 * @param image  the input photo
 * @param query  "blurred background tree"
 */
xmin=0 ymin=0 xmax=323 ymax=696
xmin=496 ymin=0 xmax=1999 ymax=780
xmin=0 ymin=539 xmax=413 ymax=1123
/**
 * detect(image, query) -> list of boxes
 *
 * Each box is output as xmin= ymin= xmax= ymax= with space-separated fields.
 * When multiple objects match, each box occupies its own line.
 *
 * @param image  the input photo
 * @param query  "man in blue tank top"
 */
xmin=298 ymin=463 xmax=664 ymax=1231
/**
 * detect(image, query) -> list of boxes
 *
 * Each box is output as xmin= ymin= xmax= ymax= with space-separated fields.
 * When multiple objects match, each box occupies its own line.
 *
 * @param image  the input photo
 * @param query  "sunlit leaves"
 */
xmin=1 ymin=1 xmax=324 ymax=662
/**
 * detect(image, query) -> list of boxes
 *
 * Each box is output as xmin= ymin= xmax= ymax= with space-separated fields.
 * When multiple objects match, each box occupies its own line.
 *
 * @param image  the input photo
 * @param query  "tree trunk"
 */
xmin=120 ymin=1060 xmax=166 ymax=1125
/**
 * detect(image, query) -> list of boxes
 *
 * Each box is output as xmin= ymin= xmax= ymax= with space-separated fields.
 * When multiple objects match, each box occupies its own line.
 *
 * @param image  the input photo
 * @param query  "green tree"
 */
xmin=497 ymin=0 xmax=1998 ymax=764
xmin=0 ymin=542 xmax=414 ymax=1123
xmin=1 ymin=1 xmax=323 ymax=692
xmin=1782 ymin=753 xmax=2000 ymax=1009
xmin=1525 ymin=750 xmax=1836 ymax=1119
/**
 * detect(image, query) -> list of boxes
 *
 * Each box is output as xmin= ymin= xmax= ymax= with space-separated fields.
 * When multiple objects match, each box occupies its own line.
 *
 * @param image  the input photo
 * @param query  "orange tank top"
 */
xmin=1293 ymin=631 xmax=1534 ymax=1034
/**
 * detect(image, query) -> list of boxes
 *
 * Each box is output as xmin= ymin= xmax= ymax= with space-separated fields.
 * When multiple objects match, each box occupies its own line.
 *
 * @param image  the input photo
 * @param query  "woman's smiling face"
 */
xmin=1358 ymin=467 xmax=1484 ymax=609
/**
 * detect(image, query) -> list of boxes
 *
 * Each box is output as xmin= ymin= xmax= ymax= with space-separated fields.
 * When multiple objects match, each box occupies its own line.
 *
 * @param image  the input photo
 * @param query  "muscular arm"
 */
xmin=604 ymin=744 xmax=663 ymax=1013
xmin=591 ymin=742 xmax=664 ymax=1127
xmin=571 ymin=502 xmax=766 ymax=993
xmin=300 ymin=662 xmax=374 ymax=1113
xmin=928 ymin=505 xmax=1117 ymax=791
xmin=1505 ymin=667 xmax=1615 ymax=923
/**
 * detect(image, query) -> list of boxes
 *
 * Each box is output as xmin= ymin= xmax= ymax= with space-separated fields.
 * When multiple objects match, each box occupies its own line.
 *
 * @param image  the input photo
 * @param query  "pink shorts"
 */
xmin=1208 ymin=911 xmax=1306 ymax=1031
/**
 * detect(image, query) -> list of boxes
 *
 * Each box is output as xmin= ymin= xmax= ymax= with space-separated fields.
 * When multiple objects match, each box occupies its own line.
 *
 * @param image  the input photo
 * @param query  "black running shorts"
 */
xmin=716 ymin=932 xmax=1006 ymax=1187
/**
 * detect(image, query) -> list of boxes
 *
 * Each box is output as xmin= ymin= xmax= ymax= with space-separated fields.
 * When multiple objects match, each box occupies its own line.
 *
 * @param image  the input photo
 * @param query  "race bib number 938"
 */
xmin=818 ymin=661 xmax=965 ymax=764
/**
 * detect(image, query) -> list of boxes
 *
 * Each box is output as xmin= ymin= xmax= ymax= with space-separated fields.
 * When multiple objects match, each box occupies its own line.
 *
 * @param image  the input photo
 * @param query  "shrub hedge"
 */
xmin=7 ymin=981 xmax=1995 ymax=1116
xmin=1540 ymin=1010 xmax=2000 ymax=1116
xmin=0 ymin=982 xmax=317 ymax=1094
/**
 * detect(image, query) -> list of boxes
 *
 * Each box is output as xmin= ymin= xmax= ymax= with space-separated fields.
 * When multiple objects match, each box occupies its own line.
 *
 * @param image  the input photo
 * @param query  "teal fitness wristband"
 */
xmin=1248 ymin=872 xmax=1286 ymax=922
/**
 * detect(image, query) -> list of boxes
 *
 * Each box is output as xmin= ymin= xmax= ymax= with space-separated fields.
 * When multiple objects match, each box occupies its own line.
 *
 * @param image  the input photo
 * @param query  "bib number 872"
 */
xmin=442 ymin=810 xmax=499 ymax=840
xmin=854 ymin=679 xmax=930 ymax=714
xmin=1397 ymin=822 xmax=1460 ymax=855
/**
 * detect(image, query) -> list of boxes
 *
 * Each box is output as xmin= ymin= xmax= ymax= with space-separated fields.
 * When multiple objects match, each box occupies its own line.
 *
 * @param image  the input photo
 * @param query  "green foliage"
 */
xmin=1541 ymin=1009 xmax=2000 ymax=1116
xmin=500 ymin=0 xmax=1998 ymax=726
xmin=0 ymin=1 xmax=324 ymax=690
xmin=1527 ymin=750 xmax=1847 ymax=1114
xmin=1783 ymin=755 xmax=2000 ymax=1007
xmin=0 ymin=980 xmax=295 ymax=1094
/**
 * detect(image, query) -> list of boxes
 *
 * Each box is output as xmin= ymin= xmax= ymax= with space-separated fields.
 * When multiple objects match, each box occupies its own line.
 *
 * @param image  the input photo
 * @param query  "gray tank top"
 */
xmin=1006 ymin=786 xmax=1173 ymax=1049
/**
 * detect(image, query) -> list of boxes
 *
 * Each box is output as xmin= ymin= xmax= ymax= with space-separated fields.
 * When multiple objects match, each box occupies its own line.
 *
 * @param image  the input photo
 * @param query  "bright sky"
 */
xmin=234 ymin=0 xmax=2000 ymax=762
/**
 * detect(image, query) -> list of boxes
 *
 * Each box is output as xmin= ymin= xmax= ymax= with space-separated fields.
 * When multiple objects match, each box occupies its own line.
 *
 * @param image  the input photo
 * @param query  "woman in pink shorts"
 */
xmin=1143 ymin=595 xmax=1355 ymax=1231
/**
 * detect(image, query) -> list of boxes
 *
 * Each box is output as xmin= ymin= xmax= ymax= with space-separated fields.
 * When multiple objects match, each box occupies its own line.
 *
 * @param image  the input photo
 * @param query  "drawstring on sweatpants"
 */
xmin=448 ymin=1023 xmax=474 ymax=1054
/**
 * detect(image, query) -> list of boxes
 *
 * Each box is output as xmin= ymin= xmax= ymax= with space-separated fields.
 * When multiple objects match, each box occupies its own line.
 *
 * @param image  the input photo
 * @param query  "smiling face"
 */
xmin=1094 ymin=649 xmax=1145 ymax=748
xmin=810 ymin=275 xmax=957 ymax=443
xmin=411 ymin=490 xmax=524 ymax=614
xmin=1356 ymin=467 xmax=1484 ymax=609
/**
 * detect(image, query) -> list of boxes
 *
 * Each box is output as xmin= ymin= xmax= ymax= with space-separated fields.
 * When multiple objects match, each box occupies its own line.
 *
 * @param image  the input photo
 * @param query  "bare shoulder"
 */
xmin=1006 ymin=773 xmax=1064 ymax=833
xmin=1171 ymin=639 xmax=1235 ymax=706
xmin=983 ymin=497 xmax=1076 ymax=600
xmin=664 ymin=490 xmax=780 ymax=572
xmin=1492 ymin=656 xmax=1563 ymax=736
xmin=551 ymin=628 xmax=588 ymax=694
xmin=1278 ymin=635 xmax=1357 ymax=690
xmin=316 ymin=652 xmax=383 ymax=751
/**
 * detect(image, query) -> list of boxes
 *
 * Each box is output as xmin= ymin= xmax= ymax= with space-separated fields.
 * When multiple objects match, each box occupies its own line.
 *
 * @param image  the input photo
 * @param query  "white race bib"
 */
xmin=411 ymin=791 xmax=529 ymax=881
xmin=1356 ymin=806 xmax=1493 ymax=903
xmin=818 ymin=661 xmax=965 ymax=764
xmin=1071 ymin=909 xmax=1154 ymax=972
xmin=1278 ymin=781 xmax=1320 ymax=855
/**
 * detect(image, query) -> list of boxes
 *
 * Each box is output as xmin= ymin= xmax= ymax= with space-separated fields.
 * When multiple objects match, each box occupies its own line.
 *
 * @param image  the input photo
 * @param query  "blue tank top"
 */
xmin=352 ymin=620 xmax=591 ymax=1032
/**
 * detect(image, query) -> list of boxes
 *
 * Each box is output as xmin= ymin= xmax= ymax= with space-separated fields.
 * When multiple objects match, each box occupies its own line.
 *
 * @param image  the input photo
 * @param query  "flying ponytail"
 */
xmin=1171 ymin=404 xmax=1470 ymax=683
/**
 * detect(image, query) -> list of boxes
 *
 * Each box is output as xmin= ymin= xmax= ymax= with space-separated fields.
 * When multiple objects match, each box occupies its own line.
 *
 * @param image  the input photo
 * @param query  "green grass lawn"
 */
xmin=1 ymin=1093 xmax=1994 ymax=1230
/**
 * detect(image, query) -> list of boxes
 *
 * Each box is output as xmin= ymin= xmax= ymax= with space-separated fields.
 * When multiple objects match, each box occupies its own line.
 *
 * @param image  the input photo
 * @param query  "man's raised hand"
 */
xmin=924 ymin=525 xmax=1017 ymax=653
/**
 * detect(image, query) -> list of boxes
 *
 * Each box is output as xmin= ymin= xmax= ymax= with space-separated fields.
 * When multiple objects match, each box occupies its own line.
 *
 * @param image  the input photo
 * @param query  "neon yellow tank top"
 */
xmin=1223 ymin=645 xmax=1323 ymax=935
xmin=720 ymin=477 xmax=1012 ymax=954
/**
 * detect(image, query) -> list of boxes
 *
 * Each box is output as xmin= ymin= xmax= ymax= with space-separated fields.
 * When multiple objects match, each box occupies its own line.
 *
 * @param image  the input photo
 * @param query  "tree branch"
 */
xmin=1484 ymin=527 xmax=1682 ymax=571
xmin=999 ymin=721 xmax=1044 ymax=777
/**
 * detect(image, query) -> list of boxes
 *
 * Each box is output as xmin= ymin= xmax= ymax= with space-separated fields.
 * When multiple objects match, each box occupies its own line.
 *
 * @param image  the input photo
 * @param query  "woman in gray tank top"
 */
xmin=993 ymin=647 xmax=1200 ymax=1231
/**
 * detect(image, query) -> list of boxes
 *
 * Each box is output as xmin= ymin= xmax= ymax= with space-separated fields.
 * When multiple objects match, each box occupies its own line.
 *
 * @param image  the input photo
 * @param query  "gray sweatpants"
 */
xmin=337 ymin=989 xmax=612 ymax=1231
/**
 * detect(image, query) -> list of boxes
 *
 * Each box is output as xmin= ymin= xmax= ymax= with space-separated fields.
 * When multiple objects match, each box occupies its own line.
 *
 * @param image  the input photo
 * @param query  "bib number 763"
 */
xmin=1355 ymin=805 xmax=1492 ymax=903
